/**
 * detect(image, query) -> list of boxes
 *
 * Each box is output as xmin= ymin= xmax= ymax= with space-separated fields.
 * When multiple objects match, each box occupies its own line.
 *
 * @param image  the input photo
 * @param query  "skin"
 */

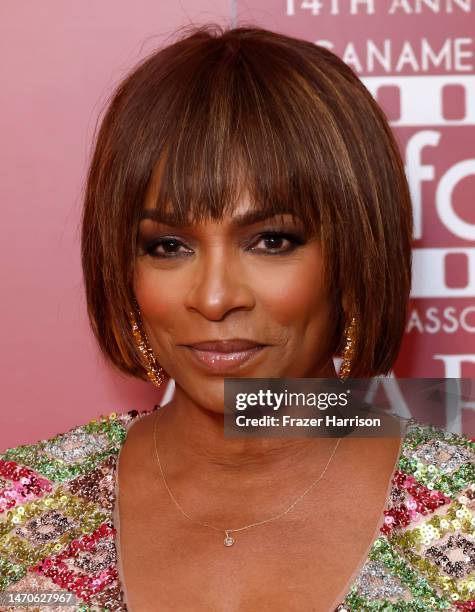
xmin=133 ymin=176 xmax=340 ymax=465
xmin=115 ymin=166 xmax=403 ymax=611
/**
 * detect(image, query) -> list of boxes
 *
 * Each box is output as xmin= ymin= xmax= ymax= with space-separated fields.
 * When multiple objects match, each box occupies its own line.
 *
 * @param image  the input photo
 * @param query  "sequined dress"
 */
xmin=0 ymin=408 xmax=474 ymax=611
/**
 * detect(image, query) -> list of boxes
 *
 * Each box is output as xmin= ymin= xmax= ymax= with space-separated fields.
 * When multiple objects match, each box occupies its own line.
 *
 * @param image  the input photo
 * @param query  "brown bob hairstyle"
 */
xmin=81 ymin=23 xmax=413 ymax=381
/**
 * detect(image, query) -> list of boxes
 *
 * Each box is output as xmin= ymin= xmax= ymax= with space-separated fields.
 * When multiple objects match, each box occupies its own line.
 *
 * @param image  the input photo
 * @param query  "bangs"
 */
xmin=139 ymin=36 xmax=327 ymax=235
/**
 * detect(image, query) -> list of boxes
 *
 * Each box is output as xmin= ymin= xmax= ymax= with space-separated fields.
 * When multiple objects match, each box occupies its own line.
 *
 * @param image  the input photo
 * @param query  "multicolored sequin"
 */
xmin=336 ymin=420 xmax=475 ymax=612
xmin=0 ymin=409 xmax=474 ymax=611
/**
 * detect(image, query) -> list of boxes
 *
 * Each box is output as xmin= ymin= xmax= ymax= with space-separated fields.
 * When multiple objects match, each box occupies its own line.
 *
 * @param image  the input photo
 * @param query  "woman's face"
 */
xmin=134 ymin=180 xmax=338 ymax=414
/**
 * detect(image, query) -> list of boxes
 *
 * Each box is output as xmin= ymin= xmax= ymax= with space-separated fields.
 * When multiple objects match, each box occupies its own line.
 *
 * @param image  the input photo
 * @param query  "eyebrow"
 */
xmin=139 ymin=208 xmax=299 ymax=228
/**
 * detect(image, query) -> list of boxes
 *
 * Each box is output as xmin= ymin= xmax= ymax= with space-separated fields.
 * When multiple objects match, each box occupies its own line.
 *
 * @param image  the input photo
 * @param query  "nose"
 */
xmin=184 ymin=247 xmax=255 ymax=321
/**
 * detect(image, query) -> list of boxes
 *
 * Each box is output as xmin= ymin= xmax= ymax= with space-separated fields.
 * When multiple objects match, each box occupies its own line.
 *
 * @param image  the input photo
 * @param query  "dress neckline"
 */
xmin=111 ymin=409 xmax=411 ymax=611
xmin=328 ymin=416 xmax=409 ymax=609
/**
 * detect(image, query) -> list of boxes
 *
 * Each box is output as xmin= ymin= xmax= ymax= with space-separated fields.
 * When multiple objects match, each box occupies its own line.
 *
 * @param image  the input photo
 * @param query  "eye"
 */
xmin=141 ymin=230 xmax=306 ymax=259
xmin=143 ymin=237 xmax=193 ymax=259
xmin=249 ymin=231 xmax=306 ymax=255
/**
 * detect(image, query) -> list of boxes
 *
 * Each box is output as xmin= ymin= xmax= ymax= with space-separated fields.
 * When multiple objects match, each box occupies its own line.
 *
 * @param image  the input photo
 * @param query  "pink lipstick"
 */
xmin=183 ymin=339 xmax=267 ymax=374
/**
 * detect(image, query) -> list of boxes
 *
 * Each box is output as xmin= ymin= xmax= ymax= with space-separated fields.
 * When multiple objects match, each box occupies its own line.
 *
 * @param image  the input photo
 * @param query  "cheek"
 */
xmin=133 ymin=263 xmax=184 ymax=336
xmin=254 ymin=248 xmax=330 ymax=328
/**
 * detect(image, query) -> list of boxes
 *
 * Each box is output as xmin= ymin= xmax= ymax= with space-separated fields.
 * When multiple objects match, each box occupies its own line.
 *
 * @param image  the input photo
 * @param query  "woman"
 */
xmin=1 ymin=24 xmax=474 ymax=612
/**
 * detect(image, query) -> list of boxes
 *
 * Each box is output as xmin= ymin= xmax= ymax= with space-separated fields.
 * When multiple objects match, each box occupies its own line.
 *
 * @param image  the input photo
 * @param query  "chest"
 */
xmin=115 ymin=466 xmax=390 ymax=612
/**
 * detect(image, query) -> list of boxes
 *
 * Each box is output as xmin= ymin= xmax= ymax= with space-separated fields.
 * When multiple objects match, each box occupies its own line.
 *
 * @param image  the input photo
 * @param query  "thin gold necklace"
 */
xmin=153 ymin=409 xmax=342 ymax=547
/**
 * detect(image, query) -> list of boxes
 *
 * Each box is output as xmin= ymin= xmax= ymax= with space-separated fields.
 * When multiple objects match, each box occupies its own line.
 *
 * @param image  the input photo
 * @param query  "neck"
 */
xmin=156 ymin=362 xmax=340 ymax=478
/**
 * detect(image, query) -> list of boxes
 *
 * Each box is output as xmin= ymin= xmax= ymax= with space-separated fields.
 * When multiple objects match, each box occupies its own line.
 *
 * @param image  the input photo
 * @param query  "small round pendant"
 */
xmin=224 ymin=531 xmax=234 ymax=546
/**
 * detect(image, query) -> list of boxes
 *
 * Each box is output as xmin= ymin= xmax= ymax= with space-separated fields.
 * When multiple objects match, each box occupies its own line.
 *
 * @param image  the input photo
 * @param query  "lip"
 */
xmin=186 ymin=339 xmax=265 ymax=352
xmin=182 ymin=339 xmax=267 ymax=374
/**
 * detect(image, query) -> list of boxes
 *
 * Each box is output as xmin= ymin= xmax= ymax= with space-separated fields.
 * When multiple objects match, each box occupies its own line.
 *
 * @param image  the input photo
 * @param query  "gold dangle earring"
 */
xmin=338 ymin=316 xmax=356 ymax=380
xmin=128 ymin=298 xmax=167 ymax=389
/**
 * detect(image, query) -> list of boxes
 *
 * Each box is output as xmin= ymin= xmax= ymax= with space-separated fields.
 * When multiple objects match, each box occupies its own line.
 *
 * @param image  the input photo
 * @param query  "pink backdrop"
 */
xmin=2 ymin=1 xmax=474 ymax=449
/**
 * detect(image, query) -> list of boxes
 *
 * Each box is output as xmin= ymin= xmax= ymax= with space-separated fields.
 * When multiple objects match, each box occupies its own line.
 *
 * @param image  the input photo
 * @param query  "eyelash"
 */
xmin=142 ymin=231 xmax=306 ymax=259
